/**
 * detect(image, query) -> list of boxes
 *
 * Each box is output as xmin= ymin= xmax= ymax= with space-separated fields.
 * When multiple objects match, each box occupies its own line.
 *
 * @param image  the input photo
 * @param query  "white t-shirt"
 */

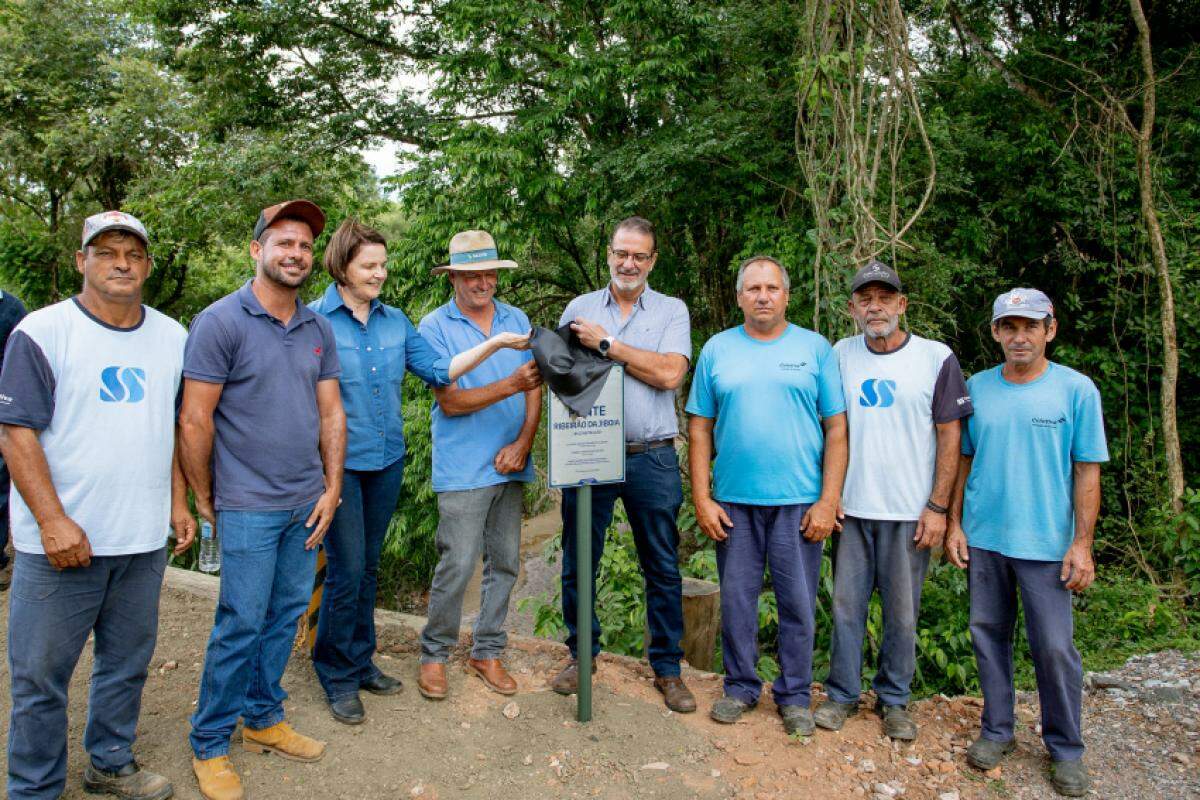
xmin=835 ymin=333 xmax=972 ymax=521
xmin=0 ymin=298 xmax=186 ymax=555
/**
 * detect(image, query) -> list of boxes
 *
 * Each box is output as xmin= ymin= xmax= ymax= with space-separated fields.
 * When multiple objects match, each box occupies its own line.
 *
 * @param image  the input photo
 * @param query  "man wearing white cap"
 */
xmin=946 ymin=288 xmax=1107 ymax=797
xmin=0 ymin=211 xmax=191 ymax=800
xmin=416 ymin=230 xmax=542 ymax=700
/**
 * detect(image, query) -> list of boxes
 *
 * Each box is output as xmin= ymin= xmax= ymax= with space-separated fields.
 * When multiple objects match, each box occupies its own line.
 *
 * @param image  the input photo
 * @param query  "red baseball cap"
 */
xmin=253 ymin=199 xmax=326 ymax=241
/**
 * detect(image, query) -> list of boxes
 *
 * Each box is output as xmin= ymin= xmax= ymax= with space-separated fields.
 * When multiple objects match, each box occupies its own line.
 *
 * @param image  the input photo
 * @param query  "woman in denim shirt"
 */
xmin=309 ymin=219 xmax=528 ymax=724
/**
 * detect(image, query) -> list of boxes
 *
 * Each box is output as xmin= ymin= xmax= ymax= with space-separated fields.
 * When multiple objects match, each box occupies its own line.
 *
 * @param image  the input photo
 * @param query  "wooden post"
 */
xmin=680 ymin=578 xmax=720 ymax=671
xmin=646 ymin=577 xmax=721 ymax=671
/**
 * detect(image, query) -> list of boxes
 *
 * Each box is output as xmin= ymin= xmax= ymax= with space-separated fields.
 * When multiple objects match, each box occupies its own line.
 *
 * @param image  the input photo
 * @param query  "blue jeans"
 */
xmin=969 ymin=546 xmax=1084 ymax=761
xmin=189 ymin=503 xmax=318 ymax=759
xmin=313 ymin=459 xmax=405 ymax=700
xmin=0 ymin=459 xmax=11 ymax=567
xmin=825 ymin=517 xmax=929 ymax=707
xmin=717 ymin=503 xmax=822 ymax=707
xmin=7 ymin=548 xmax=165 ymax=800
xmin=561 ymin=447 xmax=685 ymax=677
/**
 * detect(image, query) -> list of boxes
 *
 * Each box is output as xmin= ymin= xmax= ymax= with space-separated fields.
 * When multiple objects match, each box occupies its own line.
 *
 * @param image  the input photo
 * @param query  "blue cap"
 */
xmin=992 ymin=288 xmax=1054 ymax=323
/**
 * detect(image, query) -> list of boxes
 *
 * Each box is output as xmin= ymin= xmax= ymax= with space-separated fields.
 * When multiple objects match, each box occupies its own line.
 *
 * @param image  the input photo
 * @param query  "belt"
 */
xmin=626 ymin=438 xmax=675 ymax=455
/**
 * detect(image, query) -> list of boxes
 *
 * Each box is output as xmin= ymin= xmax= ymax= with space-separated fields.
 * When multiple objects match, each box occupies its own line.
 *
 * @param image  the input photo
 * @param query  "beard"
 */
xmin=861 ymin=314 xmax=899 ymax=339
xmin=261 ymin=258 xmax=311 ymax=289
xmin=611 ymin=271 xmax=647 ymax=292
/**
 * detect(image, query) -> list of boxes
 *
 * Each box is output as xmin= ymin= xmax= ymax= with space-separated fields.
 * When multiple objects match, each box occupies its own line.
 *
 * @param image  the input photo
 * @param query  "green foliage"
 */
xmin=1155 ymin=489 xmax=1200 ymax=598
xmin=525 ymin=519 xmax=1198 ymax=697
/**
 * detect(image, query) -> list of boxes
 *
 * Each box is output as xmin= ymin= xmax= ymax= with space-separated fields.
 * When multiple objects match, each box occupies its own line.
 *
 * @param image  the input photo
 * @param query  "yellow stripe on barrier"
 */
xmin=303 ymin=546 xmax=327 ymax=653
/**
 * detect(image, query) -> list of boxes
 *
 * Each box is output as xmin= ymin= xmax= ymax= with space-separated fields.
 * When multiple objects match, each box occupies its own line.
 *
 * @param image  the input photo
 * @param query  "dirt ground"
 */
xmin=1 ymin=581 xmax=1196 ymax=799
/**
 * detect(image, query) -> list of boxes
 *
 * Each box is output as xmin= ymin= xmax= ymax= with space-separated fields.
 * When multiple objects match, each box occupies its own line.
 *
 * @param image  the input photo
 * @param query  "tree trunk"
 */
xmin=48 ymin=189 xmax=61 ymax=302
xmin=1128 ymin=0 xmax=1185 ymax=514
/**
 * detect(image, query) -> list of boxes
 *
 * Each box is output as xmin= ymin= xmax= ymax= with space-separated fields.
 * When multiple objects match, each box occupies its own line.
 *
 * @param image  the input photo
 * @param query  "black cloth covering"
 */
xmin=529 ymin=325 xmax=615 ymax=417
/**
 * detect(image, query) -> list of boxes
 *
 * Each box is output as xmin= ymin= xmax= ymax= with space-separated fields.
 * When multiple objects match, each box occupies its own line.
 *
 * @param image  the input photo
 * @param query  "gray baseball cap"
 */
xmin=850 ymin=259 xmax=902 ymax=293
xmin=82 ymin=211 xmax=149 ymax=249
xmin=992 ymin=288 xmax=1054 ymax=322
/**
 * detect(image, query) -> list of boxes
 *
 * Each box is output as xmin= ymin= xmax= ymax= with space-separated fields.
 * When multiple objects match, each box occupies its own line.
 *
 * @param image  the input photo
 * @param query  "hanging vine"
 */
xmin=794 ymin=0 xmax=936 ymax=338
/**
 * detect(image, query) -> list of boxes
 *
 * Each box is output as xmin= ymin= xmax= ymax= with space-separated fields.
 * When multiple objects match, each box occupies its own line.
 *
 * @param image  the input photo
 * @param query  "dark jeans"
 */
xmin=7 ymin=548 xmax=166 ymax=800
xmin=0 ymin=459 xmax=10 ymax=568
xmin=313 ymin=458 xmax=405 ymax=701
xmin=189 ymin=502 xmax=318 ymax=759
xmin=825 ymin=517 xmax=929 ymax=707
xmin=561 ymin=447 xmax=685 ymax=677
xmin=969 ymin=546 xmax=1084 ymax=761
xmin=716 ymin=503 xmax=822 ymax=707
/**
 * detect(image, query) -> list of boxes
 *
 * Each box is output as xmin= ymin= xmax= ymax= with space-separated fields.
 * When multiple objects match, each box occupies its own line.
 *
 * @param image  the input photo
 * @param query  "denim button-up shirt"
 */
xmin=310 ymin=282 xmax=451 ymax=471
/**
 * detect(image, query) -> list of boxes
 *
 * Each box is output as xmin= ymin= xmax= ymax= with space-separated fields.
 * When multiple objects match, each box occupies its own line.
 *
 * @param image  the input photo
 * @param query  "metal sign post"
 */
xmin=547 ymin=366 xmax=625 ymax=723
xmin=575 ymin=485 xmax=593 ymax=722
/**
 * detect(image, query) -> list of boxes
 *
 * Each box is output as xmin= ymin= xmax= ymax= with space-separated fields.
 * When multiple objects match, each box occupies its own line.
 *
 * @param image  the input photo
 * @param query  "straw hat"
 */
xmin=432 ymin=230 xmax=519 ymax=275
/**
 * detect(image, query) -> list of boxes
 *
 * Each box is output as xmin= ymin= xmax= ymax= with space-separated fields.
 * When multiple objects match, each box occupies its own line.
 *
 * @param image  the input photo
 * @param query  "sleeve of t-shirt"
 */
xmin=960 ymin=376 xmax=978 ymax=456
xmin=182 ymin=311 xmax=235 ymax=384
xmin=513 ymin=308 xmax=533 ymax=366
xmin=317 ymin=318 xmax=341 ymax=381
xmin=403 ymin=311 xmax=452 ymax=386
xmin=1071 ymin=378 xmax=1109 ymax=463
xmin=816 ymin=338 xmax=846 ymax=418
xmin=0 ymin=330 xmax=56 ymax=430
xmin=660 ymin=300 xmax=692 ymax=360
xmin=931 ymin=352 xmax=973 ymax=423
xmin=684 ymin=344 xmax=716 ymax=418
xmin=0 ymin=294 xmax=28 ymax=365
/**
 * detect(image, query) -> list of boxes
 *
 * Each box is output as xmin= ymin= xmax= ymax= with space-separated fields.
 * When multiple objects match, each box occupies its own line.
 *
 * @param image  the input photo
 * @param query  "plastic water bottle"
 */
xmin=198 ymin=520 xmax=220 ymax=574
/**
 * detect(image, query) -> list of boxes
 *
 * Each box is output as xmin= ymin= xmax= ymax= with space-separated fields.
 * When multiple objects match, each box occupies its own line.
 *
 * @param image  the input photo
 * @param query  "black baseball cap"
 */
xmin=850 ymin=259 xmax=902 ymax=293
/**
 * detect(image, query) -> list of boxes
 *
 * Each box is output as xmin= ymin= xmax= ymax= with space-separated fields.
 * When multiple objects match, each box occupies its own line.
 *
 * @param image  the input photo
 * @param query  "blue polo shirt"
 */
xmin=962 ymin=362 xmax=1108 ymax=561
xmin=184 ymin=280 xmax=341 ymax=511
xmin=686 ymin=324 xmax=845 ymax=505
xmin=419 ymin=299 xmax=534 ymax=492
xmin=310 ymin=283 xmax=451 ymax=472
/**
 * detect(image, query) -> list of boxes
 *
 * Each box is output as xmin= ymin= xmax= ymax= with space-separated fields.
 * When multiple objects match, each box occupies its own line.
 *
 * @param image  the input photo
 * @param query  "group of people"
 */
xmin=682 ymin=257 xmax=1104 ymax=800
xmin=0 ymin=204 xmax=1105 ymax=800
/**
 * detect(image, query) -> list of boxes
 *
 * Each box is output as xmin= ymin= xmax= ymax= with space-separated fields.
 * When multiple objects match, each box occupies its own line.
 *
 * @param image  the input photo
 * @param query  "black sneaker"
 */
xmin=710 ymin=695 xmax=754 ymax=724
xmin=778 ymin=705 xmax=815 ymax=736
xmin=813 ymin=700 xmax=858 ymax=731
xmin=328 ymin=693 xmax=365 ymax=725
xmin=1049 ymin=759 xmax=1090 ymax=797
xmin=360 ymin=672 xmax=403 ymax=695
xmin=966 ymin=736 xmax=1017 ymax=770
xmin=876 ymin=701 xmax=918 ymax=741
xmin=83 ymin=761 xmax=173 ymax=800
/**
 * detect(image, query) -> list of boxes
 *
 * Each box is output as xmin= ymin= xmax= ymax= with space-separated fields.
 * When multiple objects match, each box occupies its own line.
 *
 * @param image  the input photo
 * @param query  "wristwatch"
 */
xmin=598 ymin=336 xmax=615 ymax=358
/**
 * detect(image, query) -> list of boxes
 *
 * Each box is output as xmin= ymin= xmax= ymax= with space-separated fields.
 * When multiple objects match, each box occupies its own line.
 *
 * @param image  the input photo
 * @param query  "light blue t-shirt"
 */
xmin=419 ymin=299 xmax=534 ymax=493
xmin=686 ymin=324 xmax=845 ymax=505
xmin=962 ymin=362 xmax=1109 ymax=561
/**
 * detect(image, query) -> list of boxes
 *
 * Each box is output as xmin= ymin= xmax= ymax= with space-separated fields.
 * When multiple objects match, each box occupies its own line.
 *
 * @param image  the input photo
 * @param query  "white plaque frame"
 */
xmin=547 ymin=365 xmax=626 ymax=488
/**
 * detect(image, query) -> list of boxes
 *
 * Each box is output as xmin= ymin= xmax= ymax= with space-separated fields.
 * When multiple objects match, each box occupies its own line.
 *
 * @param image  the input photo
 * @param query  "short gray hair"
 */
xmin=735 ymin=255 xmax=790 ymax=292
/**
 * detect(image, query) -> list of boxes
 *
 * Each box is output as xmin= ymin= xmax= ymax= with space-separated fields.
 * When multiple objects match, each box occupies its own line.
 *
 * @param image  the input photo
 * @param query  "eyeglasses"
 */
xmin=609 ymin=249 xmax=655 ymax=265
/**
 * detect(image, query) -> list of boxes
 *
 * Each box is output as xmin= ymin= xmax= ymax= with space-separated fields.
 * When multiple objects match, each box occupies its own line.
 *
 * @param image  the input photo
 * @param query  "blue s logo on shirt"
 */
xmin=858 ymin=378 xmax=897 ymax=408
xmin=99 ymin=367 xmax=146 ymax=403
